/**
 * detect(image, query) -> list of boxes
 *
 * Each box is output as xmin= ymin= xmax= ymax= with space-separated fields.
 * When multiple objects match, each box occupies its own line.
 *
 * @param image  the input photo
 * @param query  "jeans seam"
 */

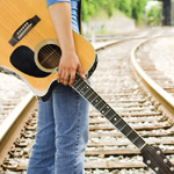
xmin=73 ymin=93 xmax=81 ymax=174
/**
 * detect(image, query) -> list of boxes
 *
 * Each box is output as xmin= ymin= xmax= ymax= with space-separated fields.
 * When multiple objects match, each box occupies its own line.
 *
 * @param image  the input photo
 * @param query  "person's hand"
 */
xmin=57 ymin=51 xmax=85 ymax=86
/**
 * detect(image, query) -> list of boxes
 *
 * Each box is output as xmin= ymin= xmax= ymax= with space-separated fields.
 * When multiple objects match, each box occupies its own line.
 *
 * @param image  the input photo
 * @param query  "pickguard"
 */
xmin=10 ymin=46 xmax=50 ymax=77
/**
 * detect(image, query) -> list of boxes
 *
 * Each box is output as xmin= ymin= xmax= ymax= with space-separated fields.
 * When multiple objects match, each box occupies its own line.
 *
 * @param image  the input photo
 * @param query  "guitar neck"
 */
xmin=72 ymin=74 xmax=146 ymax=149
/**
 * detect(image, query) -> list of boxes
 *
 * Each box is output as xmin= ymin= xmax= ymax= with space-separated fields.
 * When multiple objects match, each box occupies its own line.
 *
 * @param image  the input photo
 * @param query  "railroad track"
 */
xmin=0 ymin=72 xmax=31 ymax=125
xmin=0 ymin=29 xmax=174 ymax=174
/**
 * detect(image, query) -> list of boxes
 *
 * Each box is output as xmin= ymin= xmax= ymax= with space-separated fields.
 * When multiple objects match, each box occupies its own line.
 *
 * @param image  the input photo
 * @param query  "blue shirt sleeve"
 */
xmin=47 ymin=0 xmax=70 ymax=7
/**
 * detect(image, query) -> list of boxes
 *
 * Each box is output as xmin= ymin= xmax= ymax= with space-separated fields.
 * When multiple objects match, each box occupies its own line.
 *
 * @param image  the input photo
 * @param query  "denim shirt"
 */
xmin=47 ymin=0 xmax=80 ymax=7
xmin=47 ymin=0 xmax=81 ymax=33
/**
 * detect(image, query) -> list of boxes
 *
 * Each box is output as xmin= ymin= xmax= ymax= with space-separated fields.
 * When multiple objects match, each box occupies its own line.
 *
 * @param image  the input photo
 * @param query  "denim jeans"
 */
xmin=27 ymin=1 xmax=89 ymax=173
xmin=27 ymin=84 xmax=89 ymax=174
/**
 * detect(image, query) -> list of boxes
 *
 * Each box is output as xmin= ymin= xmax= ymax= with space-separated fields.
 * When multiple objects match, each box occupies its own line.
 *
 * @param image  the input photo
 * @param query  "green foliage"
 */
xmin=81 ymin=0 xmax=97 ymax=22
xmin=131 ymin=0 xmax=147 ymax=24
xmin=146 ymin=3 xmax=161 ymax=26
xmin=114 ymin=0 xmax=132 ymax=17
xmin=81 ymin=0 xmax=149 ymax=25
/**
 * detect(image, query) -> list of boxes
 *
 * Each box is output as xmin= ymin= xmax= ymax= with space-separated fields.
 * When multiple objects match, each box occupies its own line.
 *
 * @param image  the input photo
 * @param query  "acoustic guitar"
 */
xmin=0 ymin=0 xmax=174 ymax=173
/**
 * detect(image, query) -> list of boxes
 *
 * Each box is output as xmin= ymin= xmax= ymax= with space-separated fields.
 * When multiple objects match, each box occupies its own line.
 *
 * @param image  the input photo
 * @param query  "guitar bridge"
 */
xmin=9 ymin=15 xmax=40 ymax=46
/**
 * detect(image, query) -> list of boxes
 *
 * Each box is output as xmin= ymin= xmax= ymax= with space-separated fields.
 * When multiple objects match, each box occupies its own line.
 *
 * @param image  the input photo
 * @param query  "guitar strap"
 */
xmin=78 ymin=0 xmax=83 ymax=35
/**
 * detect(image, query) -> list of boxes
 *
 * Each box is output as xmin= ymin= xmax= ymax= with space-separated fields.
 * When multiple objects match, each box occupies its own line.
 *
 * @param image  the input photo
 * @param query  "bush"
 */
xmin=146 ymin=3 xmax=161 ymax=26
xmin=81 ymin=0 xmax=149 ymax=25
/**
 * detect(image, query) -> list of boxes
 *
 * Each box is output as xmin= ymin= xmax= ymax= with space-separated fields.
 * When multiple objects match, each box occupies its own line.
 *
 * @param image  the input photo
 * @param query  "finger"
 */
xmin=78 ymin=65 xmax=85 ymax=79
xmin=63 ymin=75 xmax=69 ymax=86
xmin=60 ymin=72 xmax=66 ymax=84
xmin=57 ymin=69 xmax=62 ymax=83
xmin=69 ymin=71 xmax=76 ymax=86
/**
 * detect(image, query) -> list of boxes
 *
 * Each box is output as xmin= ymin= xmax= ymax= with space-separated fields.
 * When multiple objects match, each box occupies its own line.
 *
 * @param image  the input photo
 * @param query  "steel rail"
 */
xmin=0 ymin=92 xmax=37 ymax=164
xmin=131 ymin=36 xmax=174 ymax=119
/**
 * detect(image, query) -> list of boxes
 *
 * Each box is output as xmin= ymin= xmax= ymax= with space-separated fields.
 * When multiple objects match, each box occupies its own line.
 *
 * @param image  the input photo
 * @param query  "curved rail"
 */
xmin=0 ymin=92 xmax=36 ymax=164
xmin=131 ymin=36 xmax=174 ymax=118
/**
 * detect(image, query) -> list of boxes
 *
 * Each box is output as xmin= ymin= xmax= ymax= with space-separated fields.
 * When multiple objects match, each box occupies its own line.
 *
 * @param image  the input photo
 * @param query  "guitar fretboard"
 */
xmin=72 ymin=74 xmax=145 ymax=149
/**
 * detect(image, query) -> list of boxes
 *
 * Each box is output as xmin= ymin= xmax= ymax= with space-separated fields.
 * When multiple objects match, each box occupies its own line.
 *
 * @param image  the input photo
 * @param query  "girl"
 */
xmin=27 ymin=1 xmax=89 ymax=173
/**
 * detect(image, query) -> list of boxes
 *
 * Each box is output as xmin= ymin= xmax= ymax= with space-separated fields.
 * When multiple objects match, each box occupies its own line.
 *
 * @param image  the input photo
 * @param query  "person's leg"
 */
xmin=52 ymin=84 xmax=89 ymax=174
xmin=27 ymin=96 xmax=55 ymax=174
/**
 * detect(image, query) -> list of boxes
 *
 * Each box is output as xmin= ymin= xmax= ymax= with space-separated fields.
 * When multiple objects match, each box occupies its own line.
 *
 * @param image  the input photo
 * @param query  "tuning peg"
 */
xmin=170 ymin=167 xmax=174 ymax=172
xmin=154 ymin=167 xmax=159 ymax=172
xmin=147 ymin=160 xmax=151 ymax=164
xmin=143 ymin=165 xmax=148 ymax=170
xmin=163 ymin=159 xmax=168 ymax=163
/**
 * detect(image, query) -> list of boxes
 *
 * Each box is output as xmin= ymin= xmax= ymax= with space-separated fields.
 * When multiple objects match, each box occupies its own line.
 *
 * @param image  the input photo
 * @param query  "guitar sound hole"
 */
xmin=38 ymin=44 xmax=61 ymax=69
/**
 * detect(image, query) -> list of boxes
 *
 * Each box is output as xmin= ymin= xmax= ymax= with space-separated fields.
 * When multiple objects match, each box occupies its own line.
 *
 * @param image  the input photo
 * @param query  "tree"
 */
xmin=81 ymin=0 xmax=149 ymax=24
xmin=146 ymin=3 xmax=161 ymax=26
xmin=131 ymin=0 xmax=148 ymax=24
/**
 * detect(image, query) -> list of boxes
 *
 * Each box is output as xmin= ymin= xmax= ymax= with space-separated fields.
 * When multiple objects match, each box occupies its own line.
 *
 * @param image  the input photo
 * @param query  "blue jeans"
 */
xmin=27 ymin=1 xmax=89 ymax=173
xmin=27 ymin=84 xmax=89 ymax=174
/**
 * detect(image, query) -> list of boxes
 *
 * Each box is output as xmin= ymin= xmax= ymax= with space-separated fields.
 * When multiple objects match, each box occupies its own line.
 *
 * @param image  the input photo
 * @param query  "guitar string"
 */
xmin=38 ymin=46 xmax=60 ymax=68
xmin=0 ymin=1 xmax=62 ymax=69
xmin=40 ymin=48 xmax=60 ymax=66
xmin=41 ymin=46 xmax=61 ymax=65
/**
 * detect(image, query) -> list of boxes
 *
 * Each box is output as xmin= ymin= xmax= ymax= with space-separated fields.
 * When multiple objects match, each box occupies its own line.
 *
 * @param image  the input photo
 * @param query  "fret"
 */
xmin=94 ymin=99 xmax=103 ymax=107
xmin=127 ymin=131 xmax=144 ymax=148
xmin=78 ymin=84 xmax=89 ymax=95
xmin=121 ymin=125 xmax=133 ymax=136
xmin=101 ymin=108 xmax=110 ymax=116
xmin=120 ymin=123 xmax=127 ymax=131
xmin=88 ymin=93 xmax=98 ymax=106
xmin=110 ymin=116 xmax=121 ymax=127
xmin=74 ymin=79 xmax=97 ymax=103
xmin=73 ymin=77 xmax=82 ymax=89
xmin=100 ymin=105 xmax=111 ymax=115
xmin=127 ymin=130 xmax=139 ymax=141
xmin=75 ymin=74 xmax=81 ymax=81
xmin=93 ymin=103 xmax=108 ymax=114
xmin=105 ymin=109 xmax=116 ymax=120
xmin=114 ymin=118 xmax=122 ymax=127
xmin=132 ymin=136 xmax=139 ymax=144
xmin=126 ymin=129 xmax=133 ymax=137
xmin=90 ymin=95 xmax=101 ymax=105
xmin=124 ymin=129 xmax=145 ymax=148
xmin=95 ymin=101 xmax=107 ymax=110
xmin=115 ymin=119 xmax=126 ymax=130
xmin=134 ymin=137 xmax=145 ymax=148
xmin=84 ymin=89 xmax=94 ymax=99
xmin=91 ymin=97 xmax=102 ymax=106
xmin=74 ymin=80 xmax=85 ymax=91
xmin=104 ymin=108 xmax=115 ymax=119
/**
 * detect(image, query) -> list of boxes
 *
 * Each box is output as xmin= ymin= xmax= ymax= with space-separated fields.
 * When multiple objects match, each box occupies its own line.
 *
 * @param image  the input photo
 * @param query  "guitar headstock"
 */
xmin=141 ymin=144 xmax=174 ymax=174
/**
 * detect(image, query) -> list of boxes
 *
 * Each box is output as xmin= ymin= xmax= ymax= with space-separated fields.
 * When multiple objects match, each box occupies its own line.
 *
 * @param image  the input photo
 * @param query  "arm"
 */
xmin=48 ymin=1 xmax=85 ymax=86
